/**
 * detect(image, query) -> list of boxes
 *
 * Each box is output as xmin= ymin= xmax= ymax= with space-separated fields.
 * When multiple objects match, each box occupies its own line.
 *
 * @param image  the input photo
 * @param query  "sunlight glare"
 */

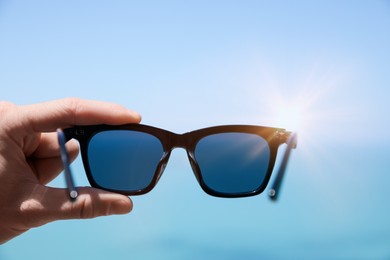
xmin=273 ymin=102 xmax=306 ymax=132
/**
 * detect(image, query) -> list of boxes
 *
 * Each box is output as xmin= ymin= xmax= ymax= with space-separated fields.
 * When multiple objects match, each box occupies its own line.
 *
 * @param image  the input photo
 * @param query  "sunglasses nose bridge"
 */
xmin=169 ymin=133 xmax=190 ymax=150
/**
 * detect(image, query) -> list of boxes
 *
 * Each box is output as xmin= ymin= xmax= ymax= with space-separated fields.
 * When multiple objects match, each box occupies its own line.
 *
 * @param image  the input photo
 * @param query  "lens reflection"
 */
xmin=87 ymin=130 xmax=163 ymax=192
xmin=194 ymin=133 xmax=270 ymax=195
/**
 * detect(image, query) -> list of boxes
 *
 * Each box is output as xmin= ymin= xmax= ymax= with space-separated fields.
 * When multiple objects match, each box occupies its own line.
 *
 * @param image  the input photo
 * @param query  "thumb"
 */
xmin=28 ymin=186 xmax=133 ymax=227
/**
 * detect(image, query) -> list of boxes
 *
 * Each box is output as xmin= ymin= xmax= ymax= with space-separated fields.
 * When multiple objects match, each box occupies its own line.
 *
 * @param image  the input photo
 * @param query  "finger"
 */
xmin=20 ymin=98 xmax=141 ymax=132
xmin=33 ymin=132 xmax=79 ymax=159
xmin=62 ymin=187 xmax=133 ymax=219
xmin=27 ymin=186 xmax=133 ymax=227
xmin=32 ymin=150 xmax=77 ymax=185
xmin=31 ymin=133 xmax=79 ymax=184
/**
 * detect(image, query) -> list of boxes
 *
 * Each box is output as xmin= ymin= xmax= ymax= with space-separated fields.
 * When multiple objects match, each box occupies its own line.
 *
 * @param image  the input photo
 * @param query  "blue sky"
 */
xmin=1 ymin=1 xmax=390 ymax=259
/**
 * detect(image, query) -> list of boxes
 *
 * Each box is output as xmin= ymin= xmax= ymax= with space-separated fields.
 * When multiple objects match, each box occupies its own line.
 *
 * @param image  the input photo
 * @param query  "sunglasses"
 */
xmin=57 ymin=124 xmax=297 ymax=201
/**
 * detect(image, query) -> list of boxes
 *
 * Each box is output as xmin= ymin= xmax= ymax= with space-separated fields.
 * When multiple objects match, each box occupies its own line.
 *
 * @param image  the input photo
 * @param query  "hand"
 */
xmin=0 ymin=98 xmax=141 ymax=244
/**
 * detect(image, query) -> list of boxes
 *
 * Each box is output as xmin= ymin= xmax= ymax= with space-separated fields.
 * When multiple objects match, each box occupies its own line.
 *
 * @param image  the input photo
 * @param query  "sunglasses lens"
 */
xmin=87 ymin=130 xmax=163 ymax=192
xmin=194 ymin=133 xmax=270 ymax=195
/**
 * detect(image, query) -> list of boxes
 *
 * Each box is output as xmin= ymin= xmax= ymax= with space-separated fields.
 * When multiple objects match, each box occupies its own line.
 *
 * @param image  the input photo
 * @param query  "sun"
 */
xmin=262 ymin=90 xmax=312 ymax=135
xmin=272 ymin=101 xmax=307 ymax=132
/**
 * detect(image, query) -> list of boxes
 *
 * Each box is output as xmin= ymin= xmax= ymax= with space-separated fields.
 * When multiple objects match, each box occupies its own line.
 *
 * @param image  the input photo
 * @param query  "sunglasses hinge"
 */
xmin=274 ymin=130 xmax=291 ymax=144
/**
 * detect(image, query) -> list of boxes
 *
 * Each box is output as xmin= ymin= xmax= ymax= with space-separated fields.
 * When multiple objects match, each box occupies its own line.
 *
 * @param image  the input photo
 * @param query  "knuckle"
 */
xmin=78 ymin=194 xmax=94 ymax=219
xmin=62 ymin=97 xmax=83 ymax=108
xmin=63 ymin=97 xmax=83 ymax=112
xmin=60 ymin=97 xmax=84 ymax=125
xmin=19 ymin=199 xmax=45 ymax=228
xmin=76 ymin=191 xmax=112 ymax=219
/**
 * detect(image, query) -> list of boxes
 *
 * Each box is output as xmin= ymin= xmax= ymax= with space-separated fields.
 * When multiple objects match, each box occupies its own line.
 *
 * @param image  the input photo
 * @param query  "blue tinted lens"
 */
xmin=87 ymin=130 xmax=163 ymax=192
xmin=194 ymin=133 xmax=270 ymax=194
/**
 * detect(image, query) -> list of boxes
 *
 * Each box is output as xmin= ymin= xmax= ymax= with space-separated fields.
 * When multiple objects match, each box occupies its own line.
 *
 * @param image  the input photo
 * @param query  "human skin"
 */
xmin=0 ymin=98 xmax=141 ymax=244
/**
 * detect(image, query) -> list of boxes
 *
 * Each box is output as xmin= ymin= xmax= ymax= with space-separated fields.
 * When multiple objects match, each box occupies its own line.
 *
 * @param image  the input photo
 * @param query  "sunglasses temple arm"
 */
xmin=268 ymin=132 xmax=298 ymax=201
xmin=57 ymin=129 xmax=78 ymax=201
